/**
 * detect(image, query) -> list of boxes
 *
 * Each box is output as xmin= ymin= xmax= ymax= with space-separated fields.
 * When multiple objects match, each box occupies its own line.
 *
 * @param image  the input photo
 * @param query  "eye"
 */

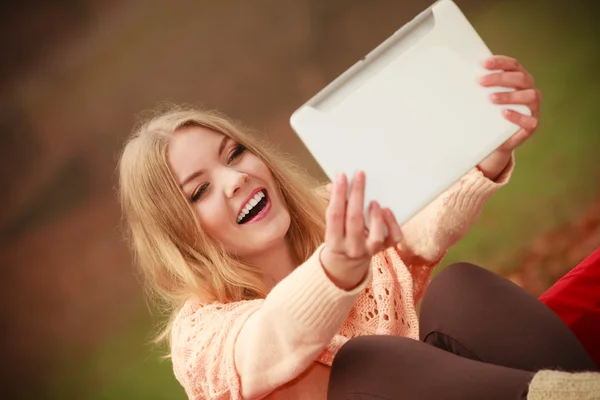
xmin=227 ymin=144 xmax=246 ymax=164
xmin=190 ymin=183 xmax=209 ymax=203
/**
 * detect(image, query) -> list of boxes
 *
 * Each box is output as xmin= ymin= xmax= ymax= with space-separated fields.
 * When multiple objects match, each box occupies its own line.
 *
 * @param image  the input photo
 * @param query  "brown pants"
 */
xmin=328 ymin=263 xmax=598 ymax=400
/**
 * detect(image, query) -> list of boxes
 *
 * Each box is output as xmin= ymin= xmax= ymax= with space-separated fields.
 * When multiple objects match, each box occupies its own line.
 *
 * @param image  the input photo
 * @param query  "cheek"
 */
xmin=194 ymin=200 xmax=231 ymax=240
xmin=252 ymin=162 xmax=287 ymax=208
xmin=244 ymin=154 xmax=274 ymax=181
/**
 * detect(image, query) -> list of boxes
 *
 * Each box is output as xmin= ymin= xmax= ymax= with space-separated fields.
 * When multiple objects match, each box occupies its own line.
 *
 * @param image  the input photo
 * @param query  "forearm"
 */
xmin=399 ymin=153 xmax=515 ymax=266
xmin=235 ymin=245 xmax=370 ymax=399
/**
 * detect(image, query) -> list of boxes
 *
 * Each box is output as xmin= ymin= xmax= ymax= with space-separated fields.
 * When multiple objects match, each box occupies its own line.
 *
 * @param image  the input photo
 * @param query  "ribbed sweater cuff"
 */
xmin=269 ymin=244 xmax=371 ymax=333
xmin=446 ymin=153 xmax=515 ymax=211
xmin=528 ymin=370 xmax=600 ymax=400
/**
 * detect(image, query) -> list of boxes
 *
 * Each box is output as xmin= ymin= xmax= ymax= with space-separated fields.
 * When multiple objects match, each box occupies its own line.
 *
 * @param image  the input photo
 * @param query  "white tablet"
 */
xmin=290 ymin=0 xmax=529 ymax=226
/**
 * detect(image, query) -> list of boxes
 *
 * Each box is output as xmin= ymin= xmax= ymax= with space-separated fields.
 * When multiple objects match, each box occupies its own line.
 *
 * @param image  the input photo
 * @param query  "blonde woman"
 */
xmin=118 ymin=55 xmax=598 ymax=400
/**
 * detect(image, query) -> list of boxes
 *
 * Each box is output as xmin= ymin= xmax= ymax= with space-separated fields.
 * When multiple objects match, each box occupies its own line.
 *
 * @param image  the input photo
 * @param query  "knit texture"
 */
xmin=171 ymin=160 xmax=514 ymax=400
xmin=528 ymin=370 xmax=600 ymax=400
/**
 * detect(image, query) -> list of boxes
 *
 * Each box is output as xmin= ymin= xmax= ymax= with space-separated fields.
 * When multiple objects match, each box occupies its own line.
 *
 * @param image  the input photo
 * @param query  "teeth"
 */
xmin=237 ymin=190 xmax=265 ymax=223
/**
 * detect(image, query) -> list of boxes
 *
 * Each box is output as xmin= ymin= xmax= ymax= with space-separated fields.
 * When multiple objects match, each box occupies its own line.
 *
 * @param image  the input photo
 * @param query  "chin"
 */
xmin=260 ymin=213 xmax=291 ymax=246
xmin=240 ymin=212 xmax=291 ymax=256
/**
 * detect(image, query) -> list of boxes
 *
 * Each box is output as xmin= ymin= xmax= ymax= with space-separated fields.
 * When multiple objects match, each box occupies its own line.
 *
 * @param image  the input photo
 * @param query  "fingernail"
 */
xmin=490 ymin=93 xmax=499 ymax=102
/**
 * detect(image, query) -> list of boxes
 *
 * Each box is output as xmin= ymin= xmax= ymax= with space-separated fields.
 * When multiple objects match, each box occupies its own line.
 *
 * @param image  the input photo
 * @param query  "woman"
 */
xmin=118 ymin=55 xmax=595 ymax=400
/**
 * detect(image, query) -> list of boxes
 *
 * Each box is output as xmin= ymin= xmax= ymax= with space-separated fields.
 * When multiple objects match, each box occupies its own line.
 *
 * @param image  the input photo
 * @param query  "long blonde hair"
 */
xmin=118 ymin=105 xmax=327 ymax=342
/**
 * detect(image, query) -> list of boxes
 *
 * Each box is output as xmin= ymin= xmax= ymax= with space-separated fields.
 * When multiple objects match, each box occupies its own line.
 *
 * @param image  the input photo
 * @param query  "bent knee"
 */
xmin=429 ymin=262 xmax=494 ymax=293
xmin=438 ymin=262 xmax=486 ymax=280
xmin=420 ymin=262 xmax=493 ymax=318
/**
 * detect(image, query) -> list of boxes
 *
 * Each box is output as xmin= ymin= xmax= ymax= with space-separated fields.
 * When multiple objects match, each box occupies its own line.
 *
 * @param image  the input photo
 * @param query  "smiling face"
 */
xmin=167 ymin=125 xmax=291 ymax=260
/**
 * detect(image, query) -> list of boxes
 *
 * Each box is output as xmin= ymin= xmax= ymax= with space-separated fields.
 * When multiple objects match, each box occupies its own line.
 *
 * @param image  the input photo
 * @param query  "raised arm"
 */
xmin=398 ymin=54 xmax=542 ymax=302
xmin=171 ymin=249 xmax=371 ymax=400
xmin=397 ymin=155 xmax=515 ymax=269
xmin=234 ymin=247 xmax=370 ymax=398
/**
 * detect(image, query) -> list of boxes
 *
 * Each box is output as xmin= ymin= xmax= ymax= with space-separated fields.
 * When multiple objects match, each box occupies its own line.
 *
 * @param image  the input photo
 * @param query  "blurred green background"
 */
xmin=0 ymin=0 xmax=598 ymax=399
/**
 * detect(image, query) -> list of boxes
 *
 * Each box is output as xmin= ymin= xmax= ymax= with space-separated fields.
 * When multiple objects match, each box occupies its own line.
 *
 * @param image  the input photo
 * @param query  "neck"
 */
xmin=248 ymin=239 xmax=296 ymax=292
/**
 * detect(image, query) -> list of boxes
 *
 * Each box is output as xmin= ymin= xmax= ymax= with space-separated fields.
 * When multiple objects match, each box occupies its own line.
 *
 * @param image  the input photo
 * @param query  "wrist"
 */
xmin=477 ymin=150 xmax=512 ymax=181
xmin=319 ymin=246 xmax=368 ymax=291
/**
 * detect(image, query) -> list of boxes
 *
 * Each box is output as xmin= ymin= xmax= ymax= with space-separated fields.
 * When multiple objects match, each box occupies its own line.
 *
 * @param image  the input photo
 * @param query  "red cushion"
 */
xmin=539 ymin=247 xmax=600 ymax=368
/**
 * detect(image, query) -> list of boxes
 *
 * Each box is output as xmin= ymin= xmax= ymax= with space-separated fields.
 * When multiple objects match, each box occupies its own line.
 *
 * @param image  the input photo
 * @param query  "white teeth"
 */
xmin=237 ymin=190 xmax=266 ymax=223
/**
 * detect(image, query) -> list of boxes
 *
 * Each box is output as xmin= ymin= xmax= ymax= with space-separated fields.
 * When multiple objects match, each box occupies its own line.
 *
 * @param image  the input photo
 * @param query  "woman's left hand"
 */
xmin=477 ymin=55 xmax=541 ymax=180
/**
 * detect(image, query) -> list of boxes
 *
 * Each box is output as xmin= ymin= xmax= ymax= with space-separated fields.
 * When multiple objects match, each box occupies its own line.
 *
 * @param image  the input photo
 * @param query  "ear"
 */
xmin=315 ymin=183 xmax=332 ymax=202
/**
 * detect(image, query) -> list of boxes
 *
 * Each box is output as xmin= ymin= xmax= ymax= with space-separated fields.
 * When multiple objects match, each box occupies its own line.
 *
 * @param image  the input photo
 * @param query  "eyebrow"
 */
xmin=179 ymin=136 xmax=230 ymax=189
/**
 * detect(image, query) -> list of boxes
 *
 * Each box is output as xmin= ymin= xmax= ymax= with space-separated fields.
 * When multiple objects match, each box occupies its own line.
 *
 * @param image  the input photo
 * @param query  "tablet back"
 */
xmin=290 ymin=0 xmax=529 ymax=225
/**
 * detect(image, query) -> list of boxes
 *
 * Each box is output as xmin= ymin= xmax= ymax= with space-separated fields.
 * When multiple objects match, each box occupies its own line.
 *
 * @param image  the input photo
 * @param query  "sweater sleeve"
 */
xmin=170 ymin=245 xmax=371 ymax=400
xmin=398 ymin=154 xmax=514 ymax=266
xmin=396 ymin=155 xmax=515 ymax=304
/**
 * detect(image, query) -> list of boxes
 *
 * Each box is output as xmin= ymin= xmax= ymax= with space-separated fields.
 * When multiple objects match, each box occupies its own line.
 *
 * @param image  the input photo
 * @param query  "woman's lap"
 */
xmin=328 ymin=262 xmax=598 ymax=400
xmin=328 ymin=335 xmax=533 ymax=400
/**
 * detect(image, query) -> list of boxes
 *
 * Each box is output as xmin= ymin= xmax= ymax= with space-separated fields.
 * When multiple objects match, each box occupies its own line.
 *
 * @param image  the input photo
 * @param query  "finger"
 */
xmin=482 ymin=55 xmax=524 ymax=72
xmin=366 ymin=202 xmax=386 ymax=255
xmin=499 ymin=128 xmax=533 ymax=151
xmin=479 ymin=72 xmax=533 ymax=89
xmin=325 ymin=173 xmax=347 ymax=247
xmin=345 ymin=171 xmax=366 ymax=257
xmin=503 ymin=109 xmax=539 ymax=132
xmin=499 ymin=110 xmax=539 ymax=151
xmin=490 ymin=89 xmax=541 ymax=113
xmin=382 ymin=208 xmax=404 ymax=246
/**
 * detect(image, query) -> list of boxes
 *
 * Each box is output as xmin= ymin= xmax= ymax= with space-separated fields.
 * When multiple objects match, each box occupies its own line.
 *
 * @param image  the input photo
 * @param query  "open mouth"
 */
xmin=237 ymin=189 xmax=270 ymax=224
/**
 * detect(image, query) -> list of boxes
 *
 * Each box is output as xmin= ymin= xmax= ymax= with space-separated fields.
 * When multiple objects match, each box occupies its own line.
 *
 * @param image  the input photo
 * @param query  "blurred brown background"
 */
xmin=1 ymin=0 xmax=598 ymax=398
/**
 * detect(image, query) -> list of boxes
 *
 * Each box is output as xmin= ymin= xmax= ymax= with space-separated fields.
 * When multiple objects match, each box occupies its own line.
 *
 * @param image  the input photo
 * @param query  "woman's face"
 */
xmin=167 ymin=126 xmax=291 ymax=260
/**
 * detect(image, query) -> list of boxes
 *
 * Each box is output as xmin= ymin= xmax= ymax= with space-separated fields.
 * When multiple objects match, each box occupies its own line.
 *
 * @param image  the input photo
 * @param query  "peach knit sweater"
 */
xmin=171 ymin=160 xmax=514 ymax=400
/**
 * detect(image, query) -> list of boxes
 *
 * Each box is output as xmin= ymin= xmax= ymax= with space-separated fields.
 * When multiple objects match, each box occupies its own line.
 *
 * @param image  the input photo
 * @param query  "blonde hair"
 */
xmin=118 ymin=105 xmax=327 ymax=343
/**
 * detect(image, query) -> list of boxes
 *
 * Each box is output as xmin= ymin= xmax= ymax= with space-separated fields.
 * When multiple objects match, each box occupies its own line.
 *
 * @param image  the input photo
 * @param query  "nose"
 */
xmin=225 ymin=170 xmax=249 ymax=198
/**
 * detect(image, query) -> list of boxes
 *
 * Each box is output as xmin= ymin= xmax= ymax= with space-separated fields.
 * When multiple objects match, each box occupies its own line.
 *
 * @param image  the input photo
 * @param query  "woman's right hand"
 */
xmin=320 ymin=171 xmax=404 ymax=290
